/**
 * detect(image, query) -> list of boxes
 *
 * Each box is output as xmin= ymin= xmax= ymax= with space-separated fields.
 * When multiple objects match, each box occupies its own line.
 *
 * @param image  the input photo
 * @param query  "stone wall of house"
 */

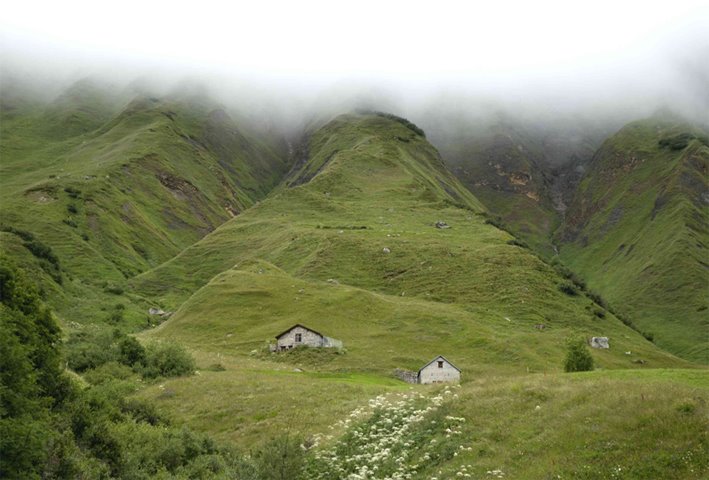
xmin=393 ymin=368 xmax=418 ymax=384
xmin=323 ymin=336 xmax=343 ymax=348
xmin=277 ymin=326 xmax=324 ymax=349
xmin=418 ymin=358 xmax=461 ymax=384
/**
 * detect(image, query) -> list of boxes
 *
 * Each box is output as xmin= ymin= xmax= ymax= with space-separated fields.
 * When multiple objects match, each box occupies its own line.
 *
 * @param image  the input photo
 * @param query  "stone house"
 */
xmin=273 ymin=324 xmax=342 ymax=351
xmin=417 ymin=355 xmax=461 ymax=384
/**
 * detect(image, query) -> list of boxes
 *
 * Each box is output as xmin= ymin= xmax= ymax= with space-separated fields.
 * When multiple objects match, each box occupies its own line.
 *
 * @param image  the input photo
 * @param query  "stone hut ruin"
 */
xmin=590 ymin=337 xmax=610 ymax=349
xmin=271 ymin=324 xmax=342 ymax=352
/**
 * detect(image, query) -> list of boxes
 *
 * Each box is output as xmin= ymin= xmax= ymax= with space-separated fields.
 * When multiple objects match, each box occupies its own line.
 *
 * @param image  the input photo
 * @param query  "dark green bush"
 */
xmin=82 ymin=361 xmax=134 ymax=385
xmin=552 ymin=262 xmax=587 ymax=290
xmin=0 ymin=259 xmax=269 ymax=478
xmin=67 ymin=335 xmax=116 ymax=372
xmin=140 ymin=342 xmax=196 ymax=379
xmin=64 ymin=186 xmax=81 ymax=198
xmin=558 ymin=283 xmax=579 ymax=296
xmin=586 ymin=290 xmax=608 ymax=309
xmin=507 ymin=238 xmax=529 ymax=249
xmin=67 ymin=204 xmax=78 ymax=214
xmin=120 ymin=398 xmax=167 ymax=426
xmin=118 ymin=336 xmax=146 ymax=367
xmin=23 ymin=239 xmax=60 ymax=266
xmin=564 ymin=338 xmax=595 ymax=372
xmin=658 ymin=132 xmax=695 ymax=150
xmin=0 ymin=224 xmax=35 ymax=242
xmin=253 ymin=435 xmax=306 ymax=480
xmin=484 ymin=216 xmax=505 ymax=229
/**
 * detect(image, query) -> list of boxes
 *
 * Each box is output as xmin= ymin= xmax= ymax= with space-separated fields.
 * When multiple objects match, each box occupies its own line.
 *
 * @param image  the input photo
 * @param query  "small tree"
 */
xmin=254 ymin=433 xmax=305 ymax=480
xmin=140 ymin=342 xmax=196 ymax=378
xmin=118 ymin=336 xmax=146 ymax=367
xmin=564 ymin=338 xmax=594 ymax=372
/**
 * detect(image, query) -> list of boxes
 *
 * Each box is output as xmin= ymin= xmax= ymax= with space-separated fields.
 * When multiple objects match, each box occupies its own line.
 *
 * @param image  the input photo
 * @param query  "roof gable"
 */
xmin=417 ymin=355 xmax=461 ymax=374
xmin=275 ymin=323 xmax=324 ymax=339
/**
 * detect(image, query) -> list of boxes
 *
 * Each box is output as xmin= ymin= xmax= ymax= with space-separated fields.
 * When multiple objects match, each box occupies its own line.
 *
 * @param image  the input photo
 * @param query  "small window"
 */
xmin=295 ymin=333 xmax=302 ymax=342
xmin=437 ymin=361 xmax=444 ymax=368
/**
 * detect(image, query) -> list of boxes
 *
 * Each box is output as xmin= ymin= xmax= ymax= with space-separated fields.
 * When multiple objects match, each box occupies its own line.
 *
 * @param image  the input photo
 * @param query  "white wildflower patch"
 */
xmin=486 ymin=468 xmax=505 ymax=478
xmin=305 ymin=390 xmax=475 ymax=480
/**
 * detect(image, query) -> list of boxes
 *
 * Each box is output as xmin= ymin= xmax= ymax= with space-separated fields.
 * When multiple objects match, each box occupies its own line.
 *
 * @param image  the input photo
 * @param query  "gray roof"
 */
xmin=417 ymin=355 xmax=461 ymax=374
xmin=274 ymin=323 xmax=324 ymax=340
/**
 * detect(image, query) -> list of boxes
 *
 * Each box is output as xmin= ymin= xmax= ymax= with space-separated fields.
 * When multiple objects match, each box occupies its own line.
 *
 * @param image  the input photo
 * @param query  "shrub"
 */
xmin=564 ymin=339 xmax=594 ymax=372
xmin=558 ymin=283 xmax=579 ymax=296
xmin=642 ymin=331 xmax=655 ymax=343
xmin=67 ymin=204 xmax=78 ymax=214
xmin=658 ymin=132 xmax=695 ymax=150
xmin=64 ymin=186 xmax=81 ymax=198
xmin=118 ymin=336 xmax=146 ymax=367
xmin=586 ymin=290 xmax=608 ymax=309
xmin=253 ymin=435 xmax=305 ymax=480
xmin=507 ymin=238 xmax=529 ymax=249
xmin=66 ymin=328 xmax=125 ymax=372
xmin=83 ymin=361 xmax=135 ymax=385
xmin=141 ymin=342 xmax=196 ymax=379
xmin=615 ymin=312 xmax=634 ymax=327
xmin=0 ymin=225 xmax=35 ymax=242
xmin=483 ymin=216 xmax=505 ymax=230
xmin=67 ymin=337 xmax=116 ymax=372
xmin=23 ymin=239 xmax=60 ymax=266
xmin=120 ymin=398 xmax=167 ymax=426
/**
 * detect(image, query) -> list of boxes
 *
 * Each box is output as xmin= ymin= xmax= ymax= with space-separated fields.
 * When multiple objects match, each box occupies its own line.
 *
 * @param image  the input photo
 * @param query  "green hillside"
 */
xmin=128 ymin=113 xmax=690 ymax=452
xmin=557 ymin=118 xmax=709 ymax=362
xmin=0 ymin=80 xmax=289 ymax=329
xmin=2 ymin=100 xmax=706 ymax=478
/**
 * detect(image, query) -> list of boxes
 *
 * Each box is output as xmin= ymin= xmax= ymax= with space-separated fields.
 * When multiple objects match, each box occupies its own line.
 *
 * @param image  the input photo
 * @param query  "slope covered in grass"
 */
xmin=421 ymin=109 xmax=613 ymax=256
xmin=558 ymin=118 xmax=709 ymax=362
xmin=137 ymin=113 xmax=676 ymax=368
xmin=0 ymin=80 xmax=289 ymax=327
xmin=128 ymin=114 xmax=690 ymax=453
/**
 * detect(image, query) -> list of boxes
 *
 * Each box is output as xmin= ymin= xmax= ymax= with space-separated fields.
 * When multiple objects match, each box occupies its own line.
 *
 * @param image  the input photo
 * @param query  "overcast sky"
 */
xmin=1 ymin=0 xmax=708 ymax=121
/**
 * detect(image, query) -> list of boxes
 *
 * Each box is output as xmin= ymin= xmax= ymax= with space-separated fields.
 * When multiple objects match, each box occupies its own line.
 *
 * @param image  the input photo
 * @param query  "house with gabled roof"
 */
xmin=417 ymin=355 xmax=461 ymax=384
xmin=273 ymin=324 xmax=342 ymax=351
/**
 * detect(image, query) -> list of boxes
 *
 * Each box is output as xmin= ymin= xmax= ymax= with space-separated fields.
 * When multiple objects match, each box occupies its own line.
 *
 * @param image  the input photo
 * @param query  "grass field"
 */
xmin=135 ymin=356 xmax=708 ymax=478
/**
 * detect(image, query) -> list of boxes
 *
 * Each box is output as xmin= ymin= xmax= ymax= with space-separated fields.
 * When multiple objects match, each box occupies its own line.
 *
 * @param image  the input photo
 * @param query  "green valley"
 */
xmin=1 ymin=83 xmax=707 ymax=479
